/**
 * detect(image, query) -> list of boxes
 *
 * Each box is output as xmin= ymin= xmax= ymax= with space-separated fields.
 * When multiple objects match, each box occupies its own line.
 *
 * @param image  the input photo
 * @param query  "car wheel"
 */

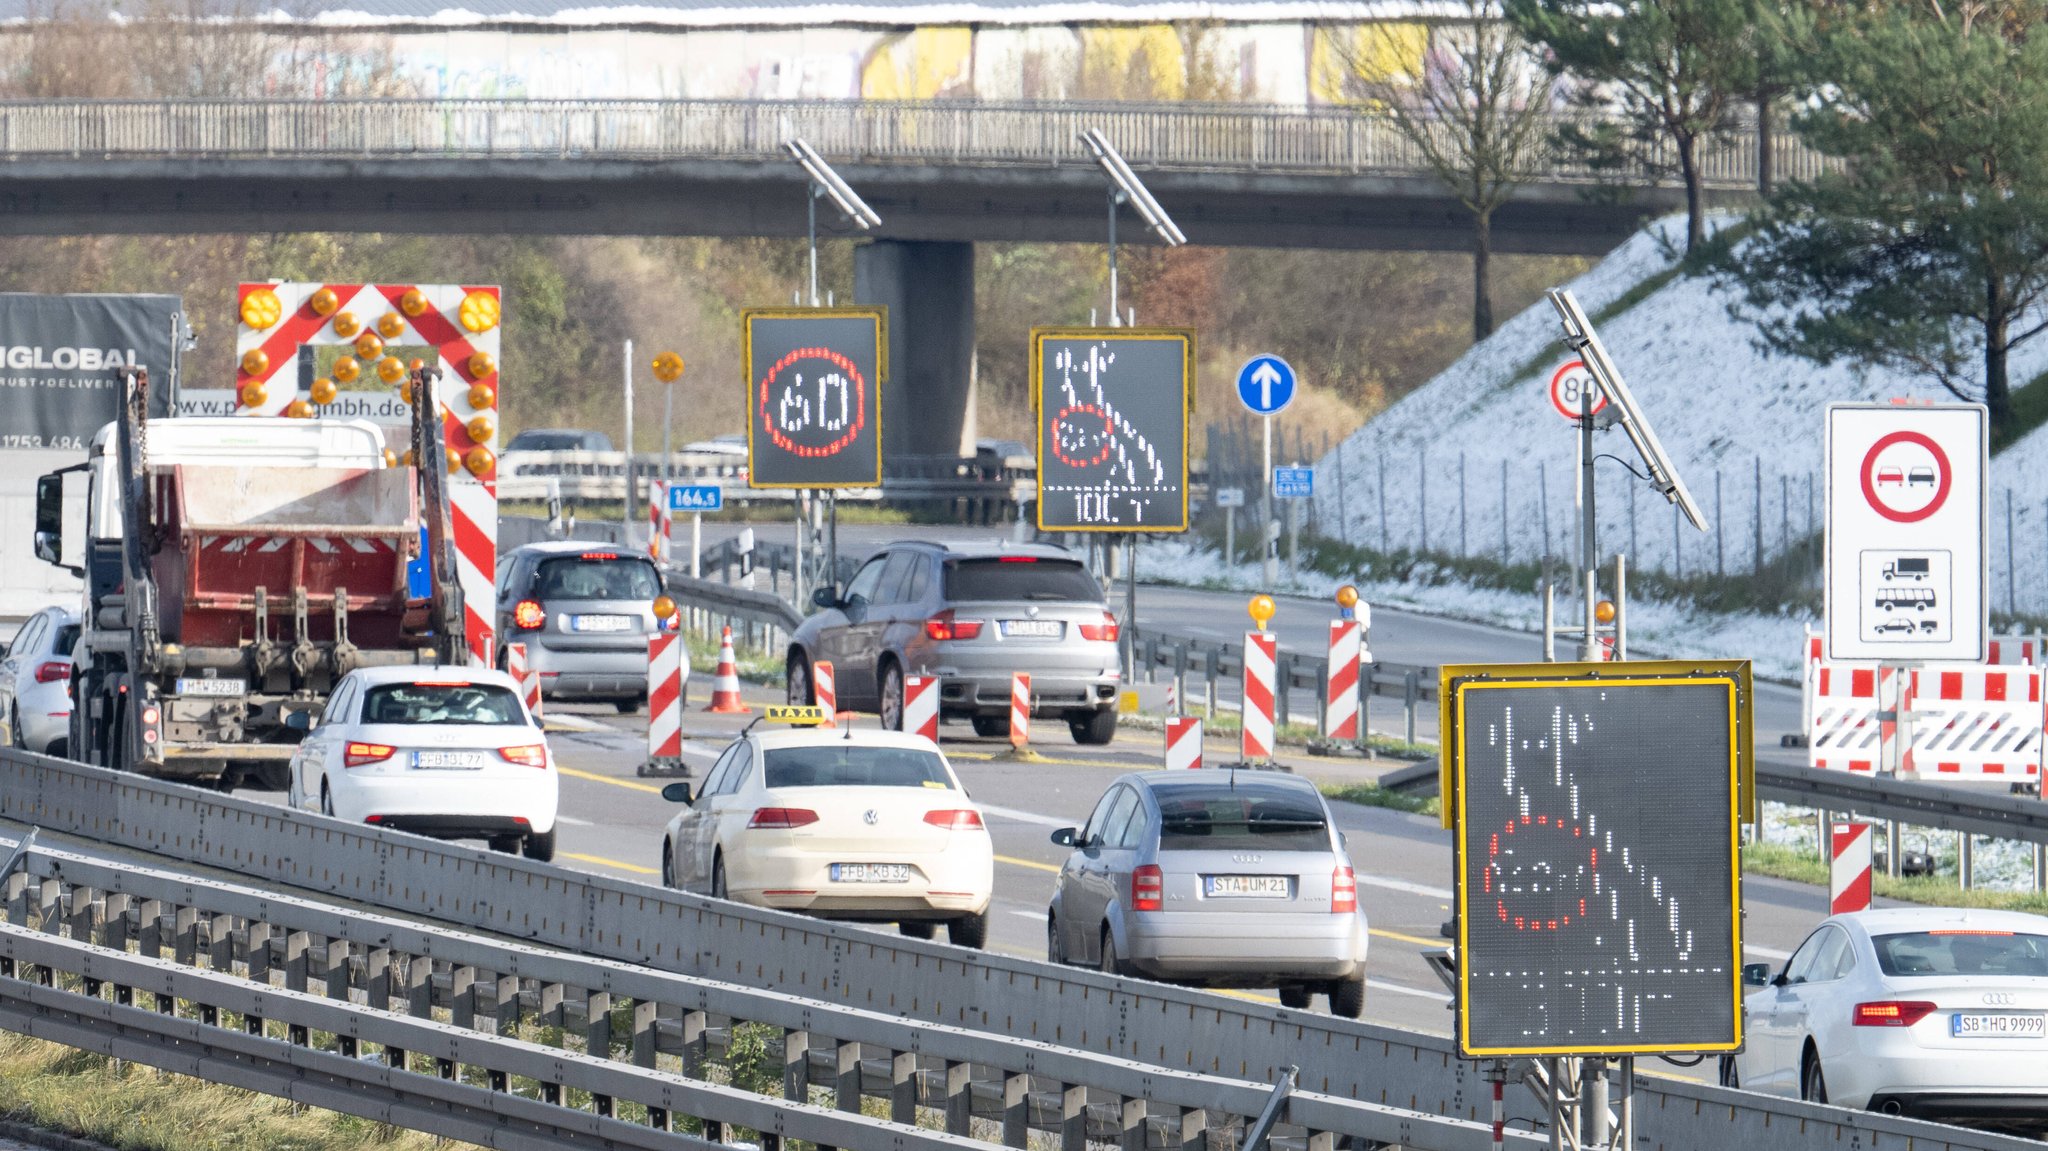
xmin=971 ymin=715 xmax=1009 ymax=739
xmin=488 ymin=834 xmax=521 ymax=854
xmin=319 ymin=780 xmax=335 ymax=817
xmin=46 ymin=738 xmax=65 ymax=760
xmin=1279 ymin=985 xmax=1311 ymax=1010
xmin=1100 ymin=927 xmax=1125 ymax=977
xmin=947 ymin=911 xmax=988 ymax=950
xmin=899 ymin=920 xmax=936 ymax=940
xmin=1047 ymin=913 xmax=1064 ymax=964
xmin=711 ymin=853 xmax=729 ymax=900
xmin=522 ymin=827 xmax=557 ymax=862
xmin=1069 ymin=709 xmax=1118 ymax=746
xmin=879 ymin=663 xmax=906 ymax=732
xmin=1718 ymin=1056 xmax=1739 ymax=1090
xmin=614 ymin=696 xmax=643 ymax=715
xmin=1329 ymin=977 xmax=1365 ymax=1019
xmin=1800 ymin=1050 xmax=1828 ymax=1104
xmin=786 ymin=656 xmax=813 ymax=706
xmin=661 ymin=840 xmax=676 ymax=888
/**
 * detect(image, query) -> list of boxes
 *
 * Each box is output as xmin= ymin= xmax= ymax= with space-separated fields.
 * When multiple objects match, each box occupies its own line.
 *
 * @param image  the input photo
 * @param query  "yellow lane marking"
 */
xmin=558 ymin=767 xmax=664 ymax=794
xmin=996 ymin=854 xmax=1063 ymax=874
xmin=565 ymin=852 xmax=660 ymax=875
xmin=1372 ymin=927 xmax=1445 ymax=948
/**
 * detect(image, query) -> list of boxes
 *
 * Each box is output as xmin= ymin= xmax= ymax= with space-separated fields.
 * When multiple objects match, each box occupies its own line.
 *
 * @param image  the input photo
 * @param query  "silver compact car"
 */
xmin=1726 ymin=907 xmax=2048 ymax=1129
xmin=787 ymin=542 xmax=1122 ymax=744
xmin=1047 ymin=770 xmax=1369 ymax=1016
xmin=494 ymin=541 xmax=674 ymax=712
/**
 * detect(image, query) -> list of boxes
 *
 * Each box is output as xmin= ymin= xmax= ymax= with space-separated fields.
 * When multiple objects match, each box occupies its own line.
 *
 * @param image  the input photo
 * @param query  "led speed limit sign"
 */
xmin=743 ymin=308 xmax=887 ymax=488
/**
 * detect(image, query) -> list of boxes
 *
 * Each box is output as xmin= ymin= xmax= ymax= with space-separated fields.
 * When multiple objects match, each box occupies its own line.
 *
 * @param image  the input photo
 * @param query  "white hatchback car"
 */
xmin=1726 ymin=907 xmax=2048 ymax=1128
xmin=287 ymin=666 xmax=560 ymax=861
xmin=0 ymin=604 xmax=79 ymax=755
xmin=658 ymin=713 xmax=994 ymax=947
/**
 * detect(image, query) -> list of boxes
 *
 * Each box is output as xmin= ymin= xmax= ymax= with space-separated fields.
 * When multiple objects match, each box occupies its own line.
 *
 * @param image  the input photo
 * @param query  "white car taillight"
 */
xmin=1132 ymin=864 xmax=1163 ymax=911
xmin=1331 ymin=865 xmax=1357 ymax=914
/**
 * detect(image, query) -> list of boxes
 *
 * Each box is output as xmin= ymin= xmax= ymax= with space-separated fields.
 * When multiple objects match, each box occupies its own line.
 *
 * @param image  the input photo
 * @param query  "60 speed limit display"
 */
xmin=743 ymin=309 xmax=887 ymax=488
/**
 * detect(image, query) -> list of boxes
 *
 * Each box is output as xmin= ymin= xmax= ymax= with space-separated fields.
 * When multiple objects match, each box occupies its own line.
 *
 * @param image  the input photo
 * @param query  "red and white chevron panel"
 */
xmin=1987 ymin=637 xmax=2040 ymax=665
xmin=813 ymin=659 xmax=838 ymax=727
xmin=507 ymin=642 xmax=541 ymax=721
xmin=1242 ymin=631 xmax=1277 ymax=761
xmin=1009 ymin=673 xmax=1032 ymax=750
xmin=647 ymin=633 xmax=684 ymax=762
xmin=1901 ymin=665 xmax=2044 ymax=781
xmin=1829 ymin=821 xmax=1874 ymax=915
xmin=1809 ymin=664 xmax=1898 ymax=773
xmin=234 ymin=282 xmax=503 ymax=667
xmin=1325 ymin=620 xmax=1361 ymax=741
xmin=903 ymin=675 xmax=939 ymax=743
xmin=1165 ymin=716 xmax=1204 ymax=770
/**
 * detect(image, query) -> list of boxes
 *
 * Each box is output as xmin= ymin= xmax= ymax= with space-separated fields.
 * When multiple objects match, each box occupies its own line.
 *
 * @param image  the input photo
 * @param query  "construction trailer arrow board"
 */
xmin=743 ymin=308 xmax=887 ymax=489
xmin=1033 ymin=328 xmax=1193 ymax=532
xmin=1439 ymin=659 xmax=1754 ymax=1059
xmin=1825 ymin=403 xmax=1987 ymax=662
xmin=1548 ymin=359 xmax=1607 ymax=422
xmin=1236 ymin=354 xmax=1296 ymax=416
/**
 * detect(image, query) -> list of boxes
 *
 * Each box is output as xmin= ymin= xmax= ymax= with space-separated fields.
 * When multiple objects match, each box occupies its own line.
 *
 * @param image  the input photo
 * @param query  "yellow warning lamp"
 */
xmin=376 ymin=356 xmax=407 ymax=385
xmin=400 ymin=448 xmax=417 ymax=467
xmin=465 ymin=414 xmax=495 ymax=444
xmin=284 ymin=399 xmax=314 ymax=419
xmin=308 ymin=288 xmax=340 ymax=317
xmin=332 ymin=356 xmax=361 ymax=384
xmin=399 ymin=289 xmax=431 ymax=318
xmin=376 ymin=312 xmax=406 ymax=340
xmin=354 ymin=331 xmax=384 ymax=360
xmin=237 ymin=382 xmax=267 ymax=409
xmin=240 ymin=288 xmax=282 ymax=330
xmin=1334 ymin=584 xmax=1360 ymax=621
xmin=1248 ymin=594 xmax=1276 ymax=632
xmin=382 ymin=448 xmax=398 ymax=467
xmin=463 ymin=445 xmax=496 ymax=477
xmin=468 ymin=351 xmax=496 ymax=380
xmin=332 ymin=311 xmax=362 ymax=339
xmin=239 ymin=348 xmax=269 ymax=377
xmin=1595 ymin=600 xmax=1618 ymax=624
xmin=458 ymin=291 xmax=500 ymax=334
xmin=652 ymin=594 xmax=678 ymax=622
xmin=408 ymin=357 xmax=427 ymax=372
xmin=651 ymin=351 xmax=685 ymax=383
xmin=467 ymin=382 xmax=496 ymax=410
xmin=310 ymin=377 xmax=338 ymax=405
xmin=445 ymin=447 xmax=463 ymax=474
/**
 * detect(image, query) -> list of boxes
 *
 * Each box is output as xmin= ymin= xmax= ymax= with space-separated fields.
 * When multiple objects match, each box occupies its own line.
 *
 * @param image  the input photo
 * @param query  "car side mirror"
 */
xmin=1743 ymin=962 xmax=1772 ymax=988
xmin=811 ymin=586 xmax=840 ymax=610
xmin=662 ymin=782 xmax=693 ymax=805
xmin=284 ymin=711 xmax=317 ymax=733
xmin=1050 ymin=826 xmax=1077 ymax=848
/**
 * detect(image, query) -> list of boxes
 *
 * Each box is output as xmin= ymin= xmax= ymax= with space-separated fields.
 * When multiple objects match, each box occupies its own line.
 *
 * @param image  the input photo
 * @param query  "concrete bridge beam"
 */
xmin=854 ymin=240 xmax=977 ymax=458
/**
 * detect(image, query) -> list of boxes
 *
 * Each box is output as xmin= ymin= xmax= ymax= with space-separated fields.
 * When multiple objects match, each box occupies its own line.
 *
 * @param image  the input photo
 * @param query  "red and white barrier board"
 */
xmin=1809 ymin=664 xmax=1898 ymax=773
xmin=1166 ymin=717 xmax=1204 ymax=770
xmin=647 ymin=632 xmax=684 ymax=762
xmin=1830 ymin=821 xmax=1874 ymax=915
xmin=1242 ymin=631 xmax=1277 ymax=761
xmin=1325 ymin=620 xmax=1361 ymax=741
xmin=903 ymin=675 xmax=939 ymax=742
xmin=1988 ymin=637 xmax=2040 ymax=665
xmin=649 ymin=480 xmax=669 ymax=563
xmin=507 ymin=642 xmax=541 ymax=720
xmin=813 ymin=660 xmax=837 ymax=727
xmin=1901 ymin=665 xmax=2044 ymax=781
xmin=1010 ymin=673 xmax=1031 ymax=749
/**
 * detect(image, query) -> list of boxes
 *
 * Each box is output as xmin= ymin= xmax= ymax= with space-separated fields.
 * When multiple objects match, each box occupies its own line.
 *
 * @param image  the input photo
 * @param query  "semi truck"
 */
xmin=33 ymin=364 xmax=465 ymax=788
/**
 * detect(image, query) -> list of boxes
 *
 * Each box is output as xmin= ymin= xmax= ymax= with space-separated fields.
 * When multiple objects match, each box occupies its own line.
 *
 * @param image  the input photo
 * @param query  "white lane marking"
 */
xmin=1369 ymin=979 xmax=1451 ymax=1004
xmin=1009 ymin=909 xmax=1047 ymax=921
xmin=1362 ymin=875 xmax=1453 ymax=900
xmin=1746 ymin=944 xmax=1792 ymax=960
xmin=555 ymin=815 xmax=595 ymax=827
xmin=979 ymin=803 xmax=1069 ymax=828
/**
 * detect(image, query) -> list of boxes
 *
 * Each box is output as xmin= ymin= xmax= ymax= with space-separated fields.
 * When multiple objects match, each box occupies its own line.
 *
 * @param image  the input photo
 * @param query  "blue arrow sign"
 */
xmin=668 ymin=484 xmax=724 ymax=512
xmin=1236 ymin=354 xmax=1297 ymax=416
xmin=1273 ymin=466 xmax=1314 ymax=499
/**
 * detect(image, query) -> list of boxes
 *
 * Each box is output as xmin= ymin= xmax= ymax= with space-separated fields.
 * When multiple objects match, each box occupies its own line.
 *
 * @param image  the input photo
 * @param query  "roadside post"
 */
xmin=1242 ymin=595 xmax=1278 ymax=763
xmin=1236 ymin=355 xmax=1296 ymax=587
xmin=1274 ymin=464 xmax=1312 ymax=582
xmin=1325 ymin=585 xmax=1364 ymax=744
xmin=1216 ymin=486 xmax=1244 ymax=565
xmin=1830 ymin=821 xmax=1874 ymax=914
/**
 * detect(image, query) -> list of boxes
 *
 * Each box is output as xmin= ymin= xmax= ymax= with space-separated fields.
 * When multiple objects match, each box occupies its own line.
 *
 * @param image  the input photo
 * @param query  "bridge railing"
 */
xmin=0 ymin=97 xmax=1828 ymax=189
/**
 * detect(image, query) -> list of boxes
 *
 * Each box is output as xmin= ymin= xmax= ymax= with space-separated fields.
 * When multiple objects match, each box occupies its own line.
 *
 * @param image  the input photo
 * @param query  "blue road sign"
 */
xmin=1236 ymin=354 xmax=1297 ymax=416
xmin=668 ymin=484 xmax=724 ymax=512
xmin=1273 ymin=466 xmax=1314 ymax=499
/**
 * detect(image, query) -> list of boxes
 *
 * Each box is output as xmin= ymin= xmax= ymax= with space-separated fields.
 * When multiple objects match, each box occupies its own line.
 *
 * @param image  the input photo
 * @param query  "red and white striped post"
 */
xmin=647 ymin=632 xmax=684 ymax=767
xmin=1242 ymin=631 xmax=1277 ymax=762
xmin=813 ymin=660 xmax=837 ymax=727
xmin=1325 ymin=619 xmax=1362 ymax=741
xmin=1165 ymin=717 xmax=1204 ymax=769
xmin=1830 ymin=821 xmax=1874 ymax=915
xmin=1009 ymin=672 xmax=1032 ymax=750
xmin=903 ymin=675 xmax=939 ymax=742
xmin=648 ymin=480 xmax=669 ymax=563
xmin=507 ymin=642 xmax=541 ymax=721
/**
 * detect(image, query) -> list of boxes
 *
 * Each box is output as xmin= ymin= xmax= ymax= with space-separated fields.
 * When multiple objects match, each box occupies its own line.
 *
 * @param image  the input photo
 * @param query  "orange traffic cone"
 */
xmin=704 ymin=625 xmax=750 ymax=713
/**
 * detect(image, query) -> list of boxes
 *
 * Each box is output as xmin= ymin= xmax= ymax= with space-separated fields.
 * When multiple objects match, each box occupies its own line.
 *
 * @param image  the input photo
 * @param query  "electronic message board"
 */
xmin=1442 ymin=661 xmax=1750 ymax=1058
xmin=744 ymin=308 xmax=887 ymax=488
xmin=1032 ymin=328 xmax=1192 ymax=532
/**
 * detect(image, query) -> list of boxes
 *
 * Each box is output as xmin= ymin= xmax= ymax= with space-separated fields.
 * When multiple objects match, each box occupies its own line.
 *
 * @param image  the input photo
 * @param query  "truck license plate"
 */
xmin=1204 ymin=875 xmax=1291 ymax=899
xmin=830 ymin=863 xmax=910 ymax=883
xmin=1002 ymin=620 xmax=1062 ymax=638
xmin=571 ymin=614 xmax=635 ymax=633
xmin=176 ymin=677 xmax=245 ymax=697
xmin=1952 ymin=1012 xmax=2044 ymax=1038
xmin=413 ymin=751 xmax=486 ymax=769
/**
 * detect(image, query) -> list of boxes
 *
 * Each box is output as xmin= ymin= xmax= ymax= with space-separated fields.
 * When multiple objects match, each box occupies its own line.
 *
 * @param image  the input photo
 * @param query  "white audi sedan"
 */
xmin=658 ymin=709 xmax=994 ymax=947
xmin=1725 ymin=907 xmax=2048 ymax=1128
xmin=287 ymin=666 xmax=559 ymax=862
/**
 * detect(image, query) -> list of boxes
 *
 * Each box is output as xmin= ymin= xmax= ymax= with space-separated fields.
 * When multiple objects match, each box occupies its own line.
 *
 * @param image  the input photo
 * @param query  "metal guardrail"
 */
xmin=500 ymin=450 xmax=1032 ymax=513
xmin=1126 ymin=624 xmax=1436 ymax=743
xmin=0 ymin=836 xmax=1538 ymax=1151
xmin=1762 ymin=763 xmax=2048 ymax=848
xmin=0 ymin=750 xmax=2029 ymax=1151
xmin=0 ymin=98 xmax=1825 ymax=192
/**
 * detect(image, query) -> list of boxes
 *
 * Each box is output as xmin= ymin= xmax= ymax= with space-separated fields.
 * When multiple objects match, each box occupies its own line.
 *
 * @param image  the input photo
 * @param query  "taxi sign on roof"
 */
xmin=764 ymin=705 xmax=829 ymax=725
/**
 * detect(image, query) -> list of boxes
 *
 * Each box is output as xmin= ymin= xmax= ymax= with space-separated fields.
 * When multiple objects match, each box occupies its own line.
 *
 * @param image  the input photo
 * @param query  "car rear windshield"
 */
xmin=362 ymin=682 xmax=524 ymax=726
xmin=535 ymin=555 xmax=661 ymax=600
xmin=943 ymin=558 xmax=1102 ymax=603
xmin=763 ymin=745 xmax=953 ymax=790
xmin=1871 ymin=930 xmax=2048 ymax=977
xmin=1153 ymin=784 xmax=1331 ymax=852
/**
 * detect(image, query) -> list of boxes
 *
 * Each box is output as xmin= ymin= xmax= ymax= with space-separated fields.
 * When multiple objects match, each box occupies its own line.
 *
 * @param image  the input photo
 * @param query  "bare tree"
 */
xmin=1338 ymin=4 xmax=1555 ymax=339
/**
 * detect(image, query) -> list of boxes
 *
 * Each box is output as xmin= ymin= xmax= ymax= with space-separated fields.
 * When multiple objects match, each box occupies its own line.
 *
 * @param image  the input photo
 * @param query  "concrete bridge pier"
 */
xmin=855 ymin=240 xmax=976 ymax=458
